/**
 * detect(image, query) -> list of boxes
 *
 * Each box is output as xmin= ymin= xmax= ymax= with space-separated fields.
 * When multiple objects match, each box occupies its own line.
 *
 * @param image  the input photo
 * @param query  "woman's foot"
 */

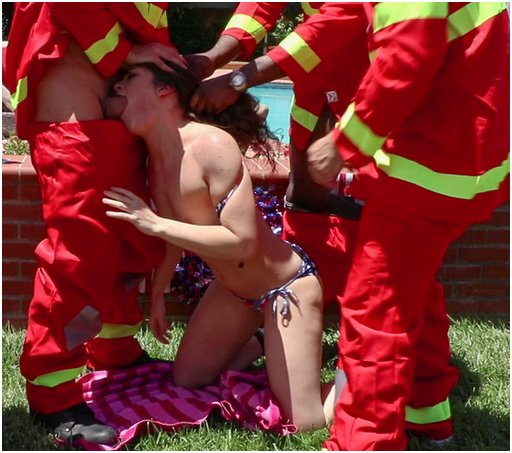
xmin=321 ymin=381 xmax=336 ymax=425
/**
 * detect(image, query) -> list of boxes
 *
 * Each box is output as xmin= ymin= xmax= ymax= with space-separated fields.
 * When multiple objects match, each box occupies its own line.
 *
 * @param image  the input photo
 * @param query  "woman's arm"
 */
xmin=102 ymin=186 xmax=258 ymax=261
xmin=150 ymin=243 xmax=183 ymax=344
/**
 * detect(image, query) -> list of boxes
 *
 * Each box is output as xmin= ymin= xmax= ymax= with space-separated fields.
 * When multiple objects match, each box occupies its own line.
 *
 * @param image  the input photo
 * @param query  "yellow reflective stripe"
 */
xmin=85 ymin=22 xmax=123 ymax=65
xmin=29 ymin=366 xmax=84 ymax=388
xmin=374 ymin=150 xmax=510 ymax=200
xmin=134 ymin=2 xmax=168 ymax=29
xmin=158 ymin=13 xmax=168 ymax=28
xmin=279 ymin=31 xmax=321 ymax=73
xmin=368 ymin=49 xmax=377 ymax=62
xmin=224 ymin=14 xmax=267 ymax=43
xmin=448 ymin=2 xmax=506 ymax=41
xmin=373 ymin=2 xmax=448 ymax=33
xmin=406 ymin=398 xmax=451 ymax=424
xmin=97 ymin=321 xmax=142 ymax=339
xmin=338 ymin=102 xmax=387 ymax=157
xmin=301 ymin=2 xmax=320 ymax=16
xmin=11 ymin=76 xmax=28 ymax=110
xmin=291 ymin=101 xmax=318 ymax=132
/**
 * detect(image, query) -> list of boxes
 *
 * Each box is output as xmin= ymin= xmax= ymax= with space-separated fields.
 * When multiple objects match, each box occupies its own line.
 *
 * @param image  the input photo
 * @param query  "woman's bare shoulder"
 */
xmin=186 ymin=123 xmax=242 ymax=168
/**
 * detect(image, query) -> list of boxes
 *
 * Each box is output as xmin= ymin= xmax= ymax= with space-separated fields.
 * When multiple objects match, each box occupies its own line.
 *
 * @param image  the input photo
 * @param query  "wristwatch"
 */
xmin=229 ymin=70 xmax=248 ymax=93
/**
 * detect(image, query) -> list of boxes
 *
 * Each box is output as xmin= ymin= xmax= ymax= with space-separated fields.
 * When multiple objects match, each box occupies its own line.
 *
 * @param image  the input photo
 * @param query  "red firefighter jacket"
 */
xmin=5 ymin=2 xmax=172 ymax=139
xmin=222 ymin=2 xmax=372 ymax=199
xmin=221 ymin=2 xmax=368 ymax=116
xmin=332 ymin=2 xmax=509 ymax=219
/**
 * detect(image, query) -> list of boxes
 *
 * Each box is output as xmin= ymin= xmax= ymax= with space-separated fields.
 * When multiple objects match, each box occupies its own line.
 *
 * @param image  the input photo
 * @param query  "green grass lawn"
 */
xmin=2 ymin=316 xmax=509 ymax=451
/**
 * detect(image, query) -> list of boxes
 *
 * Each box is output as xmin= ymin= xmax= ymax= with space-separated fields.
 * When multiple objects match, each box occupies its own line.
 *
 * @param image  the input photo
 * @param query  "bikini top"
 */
xmin=214 ymin=164 xmax=244 ymax=219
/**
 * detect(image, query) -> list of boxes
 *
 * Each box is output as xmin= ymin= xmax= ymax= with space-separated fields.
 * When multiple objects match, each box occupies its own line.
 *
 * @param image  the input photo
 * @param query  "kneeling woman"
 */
xmin=102 ymin=60 xmax=327 ymax=430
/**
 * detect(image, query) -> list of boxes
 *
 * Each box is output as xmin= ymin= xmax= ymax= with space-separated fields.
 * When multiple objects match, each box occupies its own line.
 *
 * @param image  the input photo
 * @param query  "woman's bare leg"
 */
xmin=263 ymin=274 xmax=325 ymax=430
xmin=228 ymin=332 xmax=264 ymax=371
xmin=173 ymin=280 xmax=262 ymax=388
xmin=321 ymin=381 xmax=336 ymax=425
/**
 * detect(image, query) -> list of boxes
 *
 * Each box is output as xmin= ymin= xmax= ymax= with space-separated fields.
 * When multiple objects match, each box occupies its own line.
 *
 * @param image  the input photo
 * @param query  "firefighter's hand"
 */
xmin=190 ymin=73 xmax=240 ymax=115
xmin=149 ymin=293 xmax=171 ymax=344
xmin=126 ymin=43 xmax=186 ymax=72
xmin=185 ymin=53 xmax=215 ymax=80
xmin=306 ymin=132 xmax=344 ymax=189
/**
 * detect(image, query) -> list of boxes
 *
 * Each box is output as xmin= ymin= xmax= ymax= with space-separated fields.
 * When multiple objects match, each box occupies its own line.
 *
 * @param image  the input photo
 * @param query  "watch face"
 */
xmin=230 ymin=71 xmax=247 ymax=90
xmin=232 ymin=73 xmax=245 ymax=87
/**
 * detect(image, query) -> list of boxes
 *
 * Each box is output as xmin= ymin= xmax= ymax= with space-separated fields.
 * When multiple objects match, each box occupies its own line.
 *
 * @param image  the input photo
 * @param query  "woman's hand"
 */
xmin=149 ymin=292 xmax=171 ymax=344
xmin=103 ymin=187 xmax=161 ymax=236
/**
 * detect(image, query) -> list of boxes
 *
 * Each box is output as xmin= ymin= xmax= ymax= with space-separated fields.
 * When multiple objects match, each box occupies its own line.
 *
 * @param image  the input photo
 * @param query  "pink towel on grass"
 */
xmin=79 ymin=361 xmax=296 ymax=450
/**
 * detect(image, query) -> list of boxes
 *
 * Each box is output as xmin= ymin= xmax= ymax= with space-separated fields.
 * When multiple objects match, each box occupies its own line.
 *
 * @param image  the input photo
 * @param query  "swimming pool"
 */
xmin=248 ymin=83 xmax=293 ymax=144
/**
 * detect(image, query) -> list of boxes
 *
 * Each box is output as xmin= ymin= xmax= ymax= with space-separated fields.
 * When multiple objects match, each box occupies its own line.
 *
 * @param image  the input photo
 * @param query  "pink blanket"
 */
xmin=79 ymin=361 xmax=296 ymax=450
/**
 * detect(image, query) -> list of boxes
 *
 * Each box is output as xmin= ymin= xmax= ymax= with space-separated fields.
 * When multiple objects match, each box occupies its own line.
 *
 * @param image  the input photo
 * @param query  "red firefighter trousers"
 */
xmin=324 ymin=194 xmax=473 ymax=451
xmin=21 ymin=121 xmax=163 ymax=413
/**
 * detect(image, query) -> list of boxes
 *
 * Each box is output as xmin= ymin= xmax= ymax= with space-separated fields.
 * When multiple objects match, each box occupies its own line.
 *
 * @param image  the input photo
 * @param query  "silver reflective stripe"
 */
xmin=64 ymin=306 xmax=101 ymax=350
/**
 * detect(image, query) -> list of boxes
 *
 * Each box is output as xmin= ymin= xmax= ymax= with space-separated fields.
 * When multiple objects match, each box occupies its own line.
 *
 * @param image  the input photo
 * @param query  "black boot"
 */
xmin=31 ymin=402 xmax=118 ymax=447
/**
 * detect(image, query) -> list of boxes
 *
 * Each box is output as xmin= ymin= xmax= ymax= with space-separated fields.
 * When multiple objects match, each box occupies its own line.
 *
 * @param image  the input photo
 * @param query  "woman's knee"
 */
xmin=289 ymin=408 xmax=326 ymax=432
xmin=172 ymin=361 xmax=212 ymax=389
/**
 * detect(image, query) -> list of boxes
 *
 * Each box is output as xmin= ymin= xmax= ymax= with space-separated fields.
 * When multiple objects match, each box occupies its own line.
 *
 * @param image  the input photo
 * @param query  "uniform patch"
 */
xmin=325 ymin=90 xmax=339 ymax=103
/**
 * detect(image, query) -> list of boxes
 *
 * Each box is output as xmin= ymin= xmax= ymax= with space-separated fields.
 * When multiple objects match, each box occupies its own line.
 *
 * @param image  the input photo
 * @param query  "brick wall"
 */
xmin=2 ymin=155 xmax=510 ymax=327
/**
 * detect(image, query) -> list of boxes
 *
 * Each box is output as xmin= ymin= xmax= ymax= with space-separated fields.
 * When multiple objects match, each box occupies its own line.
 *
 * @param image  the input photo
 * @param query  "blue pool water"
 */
xmin=248 ymin=83 xmax=293 ymax=144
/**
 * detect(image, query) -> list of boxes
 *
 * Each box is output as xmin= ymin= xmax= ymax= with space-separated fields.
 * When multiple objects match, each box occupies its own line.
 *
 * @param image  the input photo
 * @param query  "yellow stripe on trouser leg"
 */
xmin=405 ymin=398 xmax=451 ymax=424
xmin=29 ymin=366 xmax=84 ymax=388
xmin=96 ymin=321 xmax=143 ymax=339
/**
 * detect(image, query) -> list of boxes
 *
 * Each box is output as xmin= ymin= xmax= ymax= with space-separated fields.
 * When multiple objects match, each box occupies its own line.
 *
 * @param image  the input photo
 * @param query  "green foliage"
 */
xmin=1 ymin=3 xmax=305 ymax=60
xmin=2 ymin=317 xmax=510 ymax=451
xmin=2 ymin=134 xmax=30 ymax=155
xmin=167 ymin=4 xmax=304 ymax=59
xmin=168 ymin=4 xmax=227 ymax=55
xmin=254 ymin=6 xmax=303 ymax=58
xmin=2 ymin=2 xmax=14 ymax=40
xmin=267 ymin=9 xmax=304 ymax=47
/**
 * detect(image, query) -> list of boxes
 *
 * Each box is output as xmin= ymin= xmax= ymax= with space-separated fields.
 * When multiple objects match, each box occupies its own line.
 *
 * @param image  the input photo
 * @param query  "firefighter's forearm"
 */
xmin=207 ymin=35 xmax=244 ymax=70
xmin=237 ymin=55 xmax=285 ymax=90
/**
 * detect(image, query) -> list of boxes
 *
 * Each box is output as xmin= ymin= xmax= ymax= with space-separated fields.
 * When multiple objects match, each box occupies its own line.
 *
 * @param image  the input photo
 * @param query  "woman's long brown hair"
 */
xmin=136 ymin=59 xmax=279 ymax=167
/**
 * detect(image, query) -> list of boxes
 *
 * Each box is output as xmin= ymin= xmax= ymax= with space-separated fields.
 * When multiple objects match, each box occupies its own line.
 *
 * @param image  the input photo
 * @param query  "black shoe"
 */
xmin=31 ymin=402 xmax=118 ymax=447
